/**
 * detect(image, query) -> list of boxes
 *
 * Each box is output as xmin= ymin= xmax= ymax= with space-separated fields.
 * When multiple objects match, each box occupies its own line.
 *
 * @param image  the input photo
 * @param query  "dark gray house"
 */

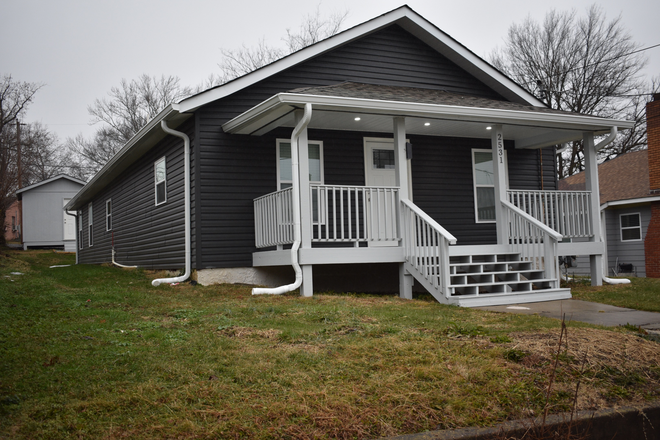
xmin=65 ymin=6 xmax=633 ymax=306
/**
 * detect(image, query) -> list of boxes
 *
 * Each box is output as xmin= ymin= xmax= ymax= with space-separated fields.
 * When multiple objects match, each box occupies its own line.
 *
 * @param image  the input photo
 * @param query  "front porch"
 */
xmin=222 ymin=82 xmax=633 ymax=306
xmin=252 ymin=183 xmax=601 ymax=306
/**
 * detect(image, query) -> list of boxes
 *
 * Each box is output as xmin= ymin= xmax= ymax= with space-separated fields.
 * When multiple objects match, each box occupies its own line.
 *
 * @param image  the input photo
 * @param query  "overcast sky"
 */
xmin=2 ymin=0 xmax=659 ymax=142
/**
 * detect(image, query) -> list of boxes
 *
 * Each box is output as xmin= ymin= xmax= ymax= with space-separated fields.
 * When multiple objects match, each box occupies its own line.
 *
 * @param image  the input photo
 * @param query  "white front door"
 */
xmin=63 ymin=199 xmax=76 ymax=240
xmin=363 ymin=138 xmax=412 ymax=247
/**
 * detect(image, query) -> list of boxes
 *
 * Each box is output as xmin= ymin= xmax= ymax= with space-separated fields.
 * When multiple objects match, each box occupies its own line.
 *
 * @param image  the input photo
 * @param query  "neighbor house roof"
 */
xmin=16 ymin=174 xmax=86 ymax=197
xmin=559 ymin=150 xmax=660 ymax=207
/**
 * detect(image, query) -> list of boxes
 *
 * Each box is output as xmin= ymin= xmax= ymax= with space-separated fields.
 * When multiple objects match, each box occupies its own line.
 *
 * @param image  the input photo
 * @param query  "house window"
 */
xmin=88 ymin=203 xmax=93 ymax=247
xmin=78 ymin=211 xmax=83 ymax=250
xmin=277 ymin=139 xmax=324 ymax=222
xmin=11 ymin=216 xmax=16 ymax=231
xmin=620 ymin=213 xmax=642 ymax=241
xmin=472 ymin=149 xmax=508 ymax=223
xmin=106 ymin=199 xmax=112 ymax=231
xmin=155 ymin=157 xmax=167 ymax=206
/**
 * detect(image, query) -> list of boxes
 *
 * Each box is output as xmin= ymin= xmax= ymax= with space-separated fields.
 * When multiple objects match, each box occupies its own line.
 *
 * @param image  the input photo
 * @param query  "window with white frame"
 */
xmin=472 ymin=149 xmax=508 ymax=223
xmin=106 ymin=199 xmax=112 ymax=231
xmin=620 ymin=213 xmax=642 ymax=241
xmin=154 ymin=157 xmax=167 ymax=206
xmin=277 ymin=139 xmax=324 ymax=222
xmin=78 ymin=211 xmax=83 ymax=250
xmin=88 ymin=203 xmax=93 ymax=247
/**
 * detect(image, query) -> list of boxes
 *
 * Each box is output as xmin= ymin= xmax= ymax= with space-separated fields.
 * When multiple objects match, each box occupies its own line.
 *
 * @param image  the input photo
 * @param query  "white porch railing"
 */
xmin=507 ymin=190 xmax=593 ymax=239
xmin=502 ymin=200 xmax=562 ymax=286
xmin=254 ymin=187 xmax=294 ymax=248
xmin=401 ymin=199 xmax=457 ymax=298
xmin=311 ymin=185 xmax=400 ymax=244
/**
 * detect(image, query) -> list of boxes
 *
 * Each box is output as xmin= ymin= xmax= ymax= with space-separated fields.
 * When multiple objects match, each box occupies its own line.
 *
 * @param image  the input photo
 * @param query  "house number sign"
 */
xmin=497 ymin=133 xmax=504 ymax=164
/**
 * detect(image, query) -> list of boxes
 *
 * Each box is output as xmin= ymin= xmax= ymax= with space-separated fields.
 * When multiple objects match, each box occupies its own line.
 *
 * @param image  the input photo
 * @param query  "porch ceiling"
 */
xmin=222 ymin=91 xmax=634 ymax=150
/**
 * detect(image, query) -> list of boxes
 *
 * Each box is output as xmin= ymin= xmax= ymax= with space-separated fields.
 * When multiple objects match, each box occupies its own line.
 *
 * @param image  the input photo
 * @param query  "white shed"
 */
xmin=16 ymin=175 xmax=86 ymax=251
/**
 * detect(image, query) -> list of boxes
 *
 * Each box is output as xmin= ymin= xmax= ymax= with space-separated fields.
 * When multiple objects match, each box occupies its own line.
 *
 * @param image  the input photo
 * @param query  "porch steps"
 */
xmin=406 ymin=251 xmax=571 ymax=307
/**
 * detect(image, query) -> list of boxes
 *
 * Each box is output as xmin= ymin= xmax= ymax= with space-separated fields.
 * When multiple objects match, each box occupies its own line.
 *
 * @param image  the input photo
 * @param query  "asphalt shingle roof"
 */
xmin=558 ymin=149 xmax=651 ymax=204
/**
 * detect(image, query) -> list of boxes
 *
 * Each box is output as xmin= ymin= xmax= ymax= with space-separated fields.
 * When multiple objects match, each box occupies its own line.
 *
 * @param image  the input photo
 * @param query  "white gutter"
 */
xmin=152 ymin=120 xmax=191 ymax=287
xmin=594 ymin=126 xmax=618 ymax=151
xmin=252 ymin=103 xmax=312 ymax=295
xmin=112 ymin=249 xmax=137 ymax=268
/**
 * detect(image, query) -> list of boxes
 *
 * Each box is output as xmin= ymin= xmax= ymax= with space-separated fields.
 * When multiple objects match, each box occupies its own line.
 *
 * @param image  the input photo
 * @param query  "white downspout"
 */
xmin=152 ymin=120 xmax=191 ymax=287
xmin=592 ymin=126 xmax=629 ymax=284
xmin=253 ymin=103 xmax=312 ymax=295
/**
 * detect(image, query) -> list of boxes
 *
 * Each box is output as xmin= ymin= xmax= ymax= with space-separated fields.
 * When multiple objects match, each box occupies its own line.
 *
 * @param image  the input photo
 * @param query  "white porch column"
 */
xmin=394 ymin=117 xmax=413 ymax=299
xmin=394 ymin=117 xmax=410 ymax=200
xmin=583 ymin=132 xmax=603 ymax=286
xmin=296 ymin=110 xmax=314 ymax=297
xmin=491 ymin=125 xmax=508 ymax=245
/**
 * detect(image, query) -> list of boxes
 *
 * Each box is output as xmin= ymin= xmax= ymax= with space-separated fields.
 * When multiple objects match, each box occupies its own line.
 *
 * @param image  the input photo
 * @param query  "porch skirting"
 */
xmin=196 ymin=263 xmax=404 ymax=293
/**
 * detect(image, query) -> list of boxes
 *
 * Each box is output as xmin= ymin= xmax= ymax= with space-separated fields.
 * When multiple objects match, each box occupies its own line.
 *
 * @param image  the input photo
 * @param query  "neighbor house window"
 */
xmin=155 ymin=157 xmax=167 ymax=205
xmin=472 ymin=149 xmax=508 ymax=223
xmin=106 ymin=199 xmax=112 ymax=231
xmin=11 ymin=216 xmax=16 ymax=231
xmin=620 ymin=213 xmax=642 ymax=241
xmin=78 ymin=211 xmax=83 ymax=250
xmin=88 ymin=203 xmax=93 ymax=247
xmin=277 ymin=139 xmax=324 ymax=222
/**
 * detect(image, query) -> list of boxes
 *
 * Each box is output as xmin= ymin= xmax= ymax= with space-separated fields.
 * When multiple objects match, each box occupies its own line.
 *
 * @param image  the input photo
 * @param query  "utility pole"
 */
xmin=16 ymin=120 xmax=23 ymax=189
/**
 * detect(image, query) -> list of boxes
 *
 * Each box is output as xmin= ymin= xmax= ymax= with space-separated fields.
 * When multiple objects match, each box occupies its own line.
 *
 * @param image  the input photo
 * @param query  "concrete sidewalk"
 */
xmin=477 ymin=299 xmax=660 ymax=333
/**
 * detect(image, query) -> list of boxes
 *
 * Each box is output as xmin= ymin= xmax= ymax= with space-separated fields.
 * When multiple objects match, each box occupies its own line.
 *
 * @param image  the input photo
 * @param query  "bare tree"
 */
xmin=68 ymin=74 xmax=193 ymax=175
xmin=0 ymin=75 xmax=43 ymax=245
xmin=214 ymin=7 xmax=348 ymax=85
xmin=490 ymin=5 xmax=650 ymax=178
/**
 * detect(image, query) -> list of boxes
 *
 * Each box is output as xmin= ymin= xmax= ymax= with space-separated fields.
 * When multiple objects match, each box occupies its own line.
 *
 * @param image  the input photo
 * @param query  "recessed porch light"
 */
xmin=486 ymin=126 xmax=492 ymax=130
xmin=354 ymin=117 xmax=361 ymax=121
xmin=424 ymin=122 xmax=431 ymax=126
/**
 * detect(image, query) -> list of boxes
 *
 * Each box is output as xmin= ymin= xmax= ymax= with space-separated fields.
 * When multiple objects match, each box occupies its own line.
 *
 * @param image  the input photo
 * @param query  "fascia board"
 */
xmin=223 ymin=92 xmax=635 ymax=134
xmin=601 ymin=196 xmax=660 ymax=210
xmin=65 ymin=105 xmax=184 ymax=211
xmin=177 ymin=6 xmax=542 ymax=113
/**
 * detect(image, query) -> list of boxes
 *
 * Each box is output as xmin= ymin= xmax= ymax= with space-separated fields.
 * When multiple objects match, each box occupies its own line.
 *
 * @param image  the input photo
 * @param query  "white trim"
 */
xmin=105 ymin=199 xmax=112 ymax=231
xmin=222 ymin=93 xmax=634 ymax=135
xmin=88 ymin=203 xmax=93 ymax=247
xmin=177 ymin=6 xmax=544 ymax=114
xmin=472 ymin=148 xmax=508 ymax=223
xmin=78 ymin=210 xmax=83 ymax=250
xmin=600 ymin=195 xmax=660 ymax=210
xmin=154 ymin=156 xmax=167 ymax=206
xmin=619 ymin=212 xmax=642 ymax=242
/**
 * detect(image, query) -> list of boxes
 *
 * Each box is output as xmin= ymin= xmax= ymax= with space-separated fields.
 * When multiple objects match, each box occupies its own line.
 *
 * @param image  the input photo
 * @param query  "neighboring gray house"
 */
xmin=64 ymin=6 xmax=633 ymax=306
xmin=559 ymin=150 xmax=659 ymax=277
xmin=16 ymin=175 xmax=86 ymax=251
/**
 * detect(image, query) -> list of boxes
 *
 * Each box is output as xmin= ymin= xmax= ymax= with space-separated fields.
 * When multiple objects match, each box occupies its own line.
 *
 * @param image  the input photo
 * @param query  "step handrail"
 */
xmin=401 ymin=199 xmax=457 ymax=245
xmin=502 ymin=200 xmax=563 ymax=241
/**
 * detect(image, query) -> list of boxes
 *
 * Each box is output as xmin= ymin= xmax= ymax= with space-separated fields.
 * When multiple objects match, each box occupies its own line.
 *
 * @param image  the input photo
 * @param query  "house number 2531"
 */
xmin=497 ymin=133 xmax=504 ymax=164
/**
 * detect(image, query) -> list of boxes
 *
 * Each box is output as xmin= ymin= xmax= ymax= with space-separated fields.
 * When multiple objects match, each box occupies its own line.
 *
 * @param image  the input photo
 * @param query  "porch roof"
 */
xmin=222 ymin=82 xmax=634 ymax=150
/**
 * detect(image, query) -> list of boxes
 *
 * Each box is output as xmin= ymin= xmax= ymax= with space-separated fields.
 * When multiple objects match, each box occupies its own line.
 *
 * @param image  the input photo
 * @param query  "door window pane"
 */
xmin=372 ymin=149 xmax=395 ymax=169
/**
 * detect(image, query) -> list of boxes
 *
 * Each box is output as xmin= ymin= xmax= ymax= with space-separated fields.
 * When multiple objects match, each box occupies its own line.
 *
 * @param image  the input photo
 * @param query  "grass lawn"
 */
xmin=1 ymin=249 xmax=659 ymax=439
xmin=568 ymin=277 xmax=660 ymax=313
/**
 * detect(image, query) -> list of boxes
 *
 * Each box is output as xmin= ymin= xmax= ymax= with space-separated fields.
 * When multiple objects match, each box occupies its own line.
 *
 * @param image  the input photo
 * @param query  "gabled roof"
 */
xmin=16 ymin=174 xmax=86 ymax=195
xmin=559 ymin=150 xmax=659 ymax=206
xmin=176 ymin=5 xmax=544 ymax=112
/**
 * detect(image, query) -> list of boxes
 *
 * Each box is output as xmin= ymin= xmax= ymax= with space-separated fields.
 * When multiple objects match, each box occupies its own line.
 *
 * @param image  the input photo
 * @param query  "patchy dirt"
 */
xmin=506 ymin=328 xmax=660 ymax=411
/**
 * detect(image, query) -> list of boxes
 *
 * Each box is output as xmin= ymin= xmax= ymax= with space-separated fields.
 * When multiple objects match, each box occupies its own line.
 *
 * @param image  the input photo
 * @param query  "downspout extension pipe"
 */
xmin=253 ymin=103 xmax=312 ymax=295
xmin=152 ymin=120 xmax=191 ymax=287
xmin=596 ymin=126 xmax=628 ymax=285
xmin=111 ymin=231 xmax=137 ymax=268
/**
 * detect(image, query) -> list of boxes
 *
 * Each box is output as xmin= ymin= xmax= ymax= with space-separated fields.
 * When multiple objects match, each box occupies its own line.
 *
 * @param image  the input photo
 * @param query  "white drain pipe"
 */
xmin=152 ymin=120 xmax=191 ymax=287
xmin=253 ymin=103 xmax=312 ymax=295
